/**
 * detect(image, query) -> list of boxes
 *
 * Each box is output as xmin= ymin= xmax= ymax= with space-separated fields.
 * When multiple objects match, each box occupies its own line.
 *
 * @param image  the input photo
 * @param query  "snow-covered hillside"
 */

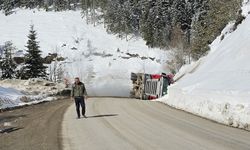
xmin=0 ymin=9 xmax=168 ymax=97
xmin=160 ymin=1 xmax=250 ymax=130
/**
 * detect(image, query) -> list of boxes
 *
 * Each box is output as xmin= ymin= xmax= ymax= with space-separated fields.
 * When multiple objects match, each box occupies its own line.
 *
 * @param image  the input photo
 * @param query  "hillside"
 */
xmin=160 ymin=1 xmax=250 ymax=130
xmin=0 ymin=9 xmax=168 ymax=97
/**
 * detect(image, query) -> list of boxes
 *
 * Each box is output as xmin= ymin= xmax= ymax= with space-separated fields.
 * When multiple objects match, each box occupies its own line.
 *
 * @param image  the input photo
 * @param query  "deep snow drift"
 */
xmin=159 ymin=1 xmax=250 ymax=130
xmin=0 ymin=9 xmax=168 ymax=97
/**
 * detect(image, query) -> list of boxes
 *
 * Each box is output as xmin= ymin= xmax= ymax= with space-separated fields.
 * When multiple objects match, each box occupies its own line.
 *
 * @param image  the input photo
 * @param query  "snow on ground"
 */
xmin=159 ymin=2 xmax=250 ymax=130
xmin=0 ymin=86 xmax=23 ymax=109
xmin=0 ymin=9 xmax=168 ymax=97
xmin=0 ymin=78 xmax=64 ymax=109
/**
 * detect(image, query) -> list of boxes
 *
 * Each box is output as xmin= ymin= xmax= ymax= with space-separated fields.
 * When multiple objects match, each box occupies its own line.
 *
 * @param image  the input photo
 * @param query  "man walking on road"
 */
xmin=71 ymin=77 xmax=88 ymax=119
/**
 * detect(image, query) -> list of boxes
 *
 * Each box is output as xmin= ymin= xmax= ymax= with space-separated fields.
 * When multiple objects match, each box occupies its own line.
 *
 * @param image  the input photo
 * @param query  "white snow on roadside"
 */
xmin=0 ymin=86 xmax=23 ymax=108
xmin=159 ymin=2 xmax=250 ymax=130
xmin=0 ymin=79 xmax=63 ymax=109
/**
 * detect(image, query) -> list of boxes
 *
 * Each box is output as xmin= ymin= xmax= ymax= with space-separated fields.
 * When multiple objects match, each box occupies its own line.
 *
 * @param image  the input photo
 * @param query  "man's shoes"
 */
xmin=77 ymin=116 xmax=81 ymax=119
xmin=83 ymin=115 xmax=87 ymax=118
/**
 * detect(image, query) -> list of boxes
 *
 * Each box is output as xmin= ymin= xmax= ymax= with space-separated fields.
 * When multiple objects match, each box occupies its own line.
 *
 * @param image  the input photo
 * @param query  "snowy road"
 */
xmin=62 ymin=98 xmax=250 ymax=150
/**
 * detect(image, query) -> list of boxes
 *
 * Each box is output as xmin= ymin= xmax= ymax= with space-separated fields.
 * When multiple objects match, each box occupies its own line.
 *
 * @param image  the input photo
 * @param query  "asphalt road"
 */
xmin=0 ymin=98 xmax=71 ymax=150
xmin=62 ymin=98 xmax=250 ymax=150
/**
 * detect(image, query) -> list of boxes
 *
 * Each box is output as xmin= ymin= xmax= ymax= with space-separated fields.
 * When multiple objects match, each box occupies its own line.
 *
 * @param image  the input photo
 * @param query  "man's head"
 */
xmin=75 ymin=77 xmax=80 ymax=84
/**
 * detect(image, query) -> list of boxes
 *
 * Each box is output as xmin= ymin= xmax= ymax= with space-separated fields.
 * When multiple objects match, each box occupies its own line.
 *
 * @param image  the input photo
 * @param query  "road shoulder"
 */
xmin=0 ymin=98 xmax=72 ymax=150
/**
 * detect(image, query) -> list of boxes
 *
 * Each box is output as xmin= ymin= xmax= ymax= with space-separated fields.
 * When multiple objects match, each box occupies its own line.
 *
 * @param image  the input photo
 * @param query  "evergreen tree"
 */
xmin=0 ymin=41 xmax=17 ymax=79
xmin=140 ymin=0 xmax=173 ymax=47
xmin=139 ymin=0 xmax=156 ymax=47
xmin=23 ymin=25 xmax=47 ymax=79
xmin=191 ymin=0 xmax=241 ymax=60
xmin=0 ymin=0 xmax=3 ymax=10
xmin=53 ymin=0 xmax=68 ymax=11
xmin=104 ymin=0 xmax=124 ymax=36
xmin=2 ymin=0 xmax=15 ymax=15
xmin=21 ymin=0 xmax=44 ymax=9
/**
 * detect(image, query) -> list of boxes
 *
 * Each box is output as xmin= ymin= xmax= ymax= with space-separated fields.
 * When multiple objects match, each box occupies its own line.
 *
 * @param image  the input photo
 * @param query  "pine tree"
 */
xmin=53 ymin=0 xmax=68 ymax=11
xmin=22 ymin=0 xmax=38 ymax=9
xmin=0 ymin=41 xmax=17 ymax=79
xmin=140 ymin=0 xmax=173 ymax=48
xmin=191 ymin=0 xmax=241 ymax=60
xmin=139 ymin=0 xmax=155 ymax=47
xmin=2 ymin=0 xmax=15 ymax=15
xmin=23 ymin=25 xmax=47 ymax=79
xmin=0 ymin=0 xmax=3 ymax=10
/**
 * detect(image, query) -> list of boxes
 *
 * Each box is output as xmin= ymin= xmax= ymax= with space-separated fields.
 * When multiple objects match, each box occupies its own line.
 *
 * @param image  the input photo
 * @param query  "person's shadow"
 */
xmin=87 ymin=114 xmax=118 ymax=118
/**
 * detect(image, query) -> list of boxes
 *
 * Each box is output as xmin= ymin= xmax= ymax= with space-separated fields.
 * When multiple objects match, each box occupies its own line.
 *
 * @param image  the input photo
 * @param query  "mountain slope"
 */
xmin=0 ymin=9 xmax=168 ymax=97
xmin=160 ymin=1 xmax=250 ymax=130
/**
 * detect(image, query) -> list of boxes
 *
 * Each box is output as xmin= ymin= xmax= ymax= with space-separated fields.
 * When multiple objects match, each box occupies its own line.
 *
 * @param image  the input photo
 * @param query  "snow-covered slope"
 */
xmin=160 ymin=2 xmax=250 ymax=130
xmin=0 ymin=9 xmax=168 ymax=97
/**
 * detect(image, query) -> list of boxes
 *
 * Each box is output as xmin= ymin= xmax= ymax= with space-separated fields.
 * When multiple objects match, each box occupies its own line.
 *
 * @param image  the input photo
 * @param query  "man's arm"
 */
xmin=70 ymin=84 xmax=74 ymax=100
xmin=83 ymin=84 xmax=88 ymax=99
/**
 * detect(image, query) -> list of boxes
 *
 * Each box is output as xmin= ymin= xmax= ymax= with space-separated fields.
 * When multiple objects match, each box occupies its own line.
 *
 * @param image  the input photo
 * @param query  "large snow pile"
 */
xmin=0 ymin=79 xmax=64 ymax=109
xmin=0 ymin=9 xmax=168 ymax=97
xmin=159 ymin=1 xmax=250 ymax=130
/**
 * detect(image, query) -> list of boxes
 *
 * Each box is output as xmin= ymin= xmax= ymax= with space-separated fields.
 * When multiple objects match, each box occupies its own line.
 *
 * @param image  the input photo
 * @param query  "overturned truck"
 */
xmin=130 ymin=73 xmax=174 ymax=100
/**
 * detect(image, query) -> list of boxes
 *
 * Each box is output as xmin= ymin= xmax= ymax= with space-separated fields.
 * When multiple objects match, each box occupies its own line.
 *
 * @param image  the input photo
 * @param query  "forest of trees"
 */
xmin=81 ymin=0 xmax=243 ymax=71
xmin=0 ymin=0 xmax=243 ymax=72
xmin=0 ymin=0 xmax=82 ymax=14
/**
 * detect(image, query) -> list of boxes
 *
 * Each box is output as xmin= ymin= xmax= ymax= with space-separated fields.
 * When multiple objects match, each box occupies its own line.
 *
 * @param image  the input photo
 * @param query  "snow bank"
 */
xmin=0 ymin=86 xmax=23 ymax=108
xmin=0 ymin=79 xmax=63 ymax=109
xmin=0 ymin=9 xmax=168 ymax=97
xmin=159 ymin=3 xmax=250 ymax=130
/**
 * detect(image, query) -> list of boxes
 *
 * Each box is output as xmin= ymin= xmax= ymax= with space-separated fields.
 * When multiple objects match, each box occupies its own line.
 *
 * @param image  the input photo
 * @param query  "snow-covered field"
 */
xmin=159 ymin=1 xmax=250 ymax=130
xmin=0 ymin=9 xmax=168 ymax=97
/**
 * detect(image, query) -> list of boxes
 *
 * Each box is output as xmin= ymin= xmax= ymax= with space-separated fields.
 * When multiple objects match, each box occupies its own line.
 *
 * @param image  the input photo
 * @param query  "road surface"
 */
xmin=0 ymin=98 xmax=71 ymax=150
xmin=62 ymin=98 xmax=250 ymax=150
